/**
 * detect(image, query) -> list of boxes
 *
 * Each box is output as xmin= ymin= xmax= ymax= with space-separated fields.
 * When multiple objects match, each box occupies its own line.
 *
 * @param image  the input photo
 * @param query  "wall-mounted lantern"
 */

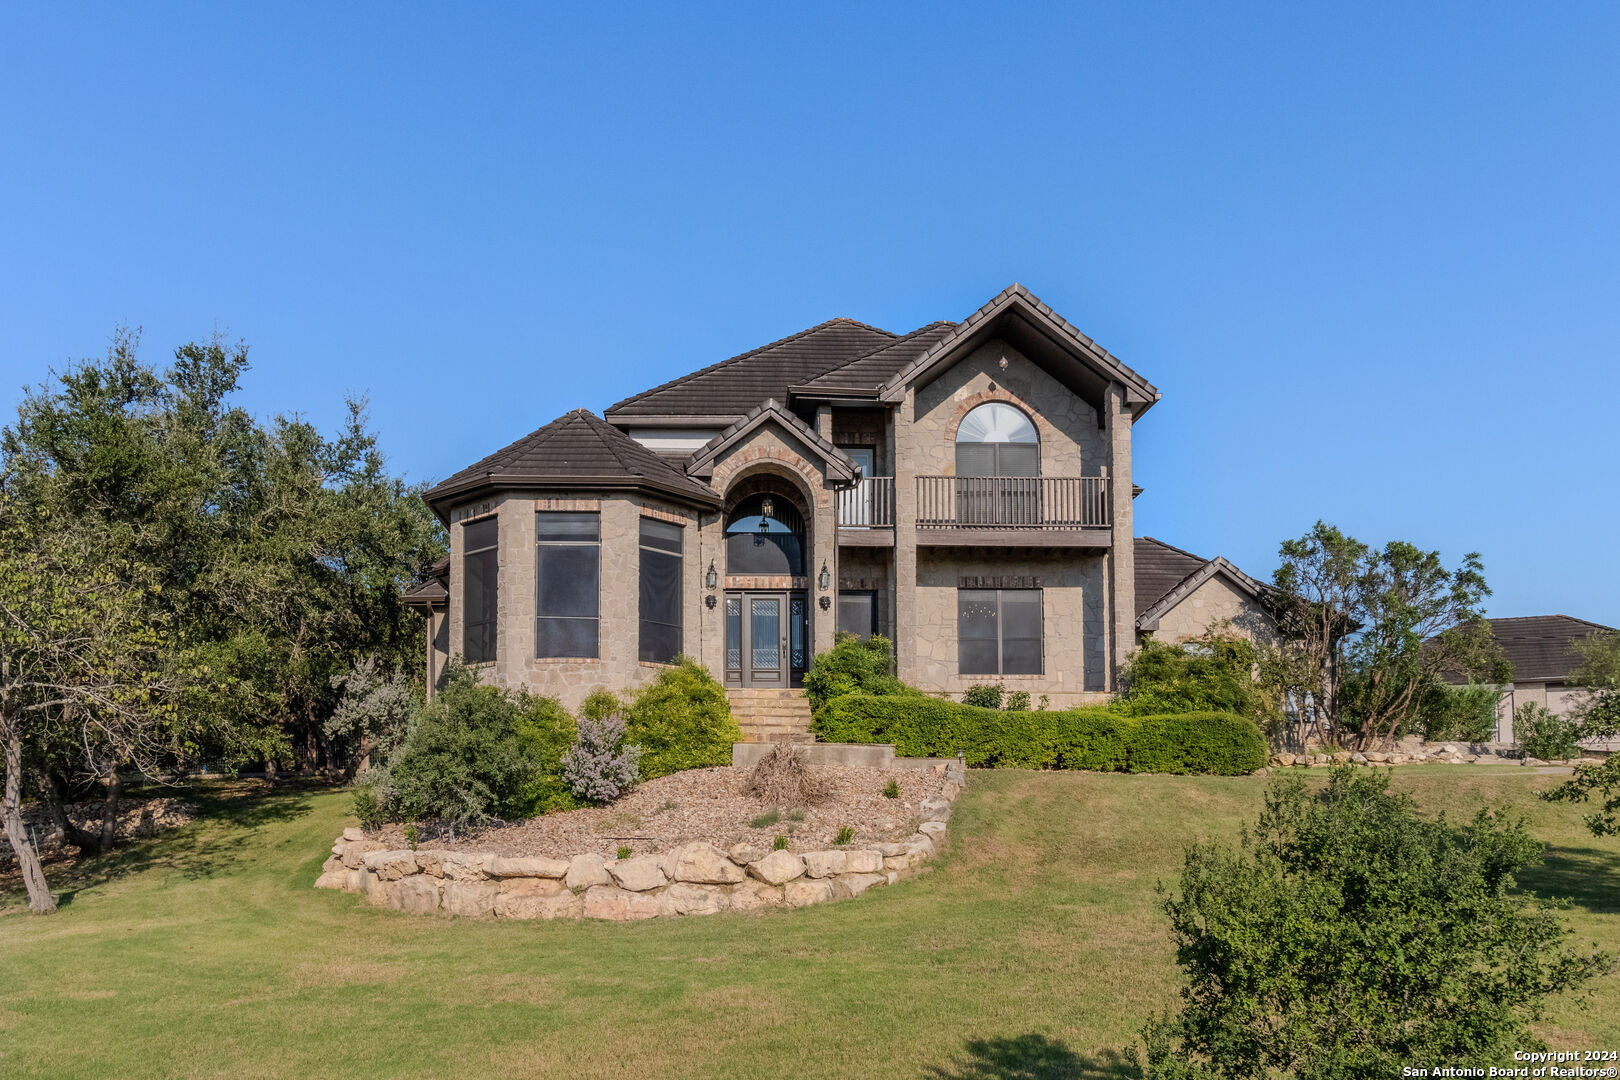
xmin=705 ymin=560 xmax=718 ymax=590
xmin=817 ymin=561 xmax=830 ymax=592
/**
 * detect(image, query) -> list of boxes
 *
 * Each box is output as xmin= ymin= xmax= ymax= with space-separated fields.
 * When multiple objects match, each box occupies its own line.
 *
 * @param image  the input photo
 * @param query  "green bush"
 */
xmin=1418 ymin=682 xmax=1501 ymax=742
xmin=813 ymin=694 xmax=1267 ymax=775
xmin=803 ymin=633 xmax=918 ymax=710
xmin=514 ymin=692 xmax=581 ymax=814
xmin=374 ymin=665 xmax=544 ymax=828
xmin=1516 ymin=702 xmax=1581 ymax=761
xmin=961 ymin=683 xmax=1005 ymax=709
xmin=1136 ymin=768 xmax=1610 ymax=1077
xmin=624 ymin=657 xmax=742 ymax=779
xmin=1005 ymin=689 xmax=1031 ymax=711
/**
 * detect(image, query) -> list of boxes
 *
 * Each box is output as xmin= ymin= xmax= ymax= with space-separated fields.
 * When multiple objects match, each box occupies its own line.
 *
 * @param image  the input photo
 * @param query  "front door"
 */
xmin=726 ymin=591 xmax=808 ymax=687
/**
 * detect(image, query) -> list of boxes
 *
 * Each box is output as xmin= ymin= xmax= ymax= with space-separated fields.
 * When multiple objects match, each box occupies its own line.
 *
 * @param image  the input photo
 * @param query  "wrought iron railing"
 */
xmin=915 ymin=476 xmax=1111 ymax=529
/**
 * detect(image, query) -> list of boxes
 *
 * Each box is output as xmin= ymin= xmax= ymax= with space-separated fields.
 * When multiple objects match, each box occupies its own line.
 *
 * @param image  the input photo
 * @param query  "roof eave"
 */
xmin=424 ymin=472 xmax=722 ymax=521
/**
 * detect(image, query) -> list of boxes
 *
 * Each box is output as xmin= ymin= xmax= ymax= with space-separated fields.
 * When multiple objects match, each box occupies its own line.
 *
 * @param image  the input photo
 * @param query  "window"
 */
xmin=638 ymin=518 xmax=683 ymax=664
xmin=724 ymin=493 xmax=805 ymax=576
xmin=958 ymin=588 xmax=1042 ymax=675
xmin=462 ymin=517 xmax=499 ymax=663
xmin=955 ymin=401 xmax=1039 ymax=476
xmin=536 ymin=512 xmax=599 ymax=658
xmin=837 ymin=590 xmax=878 ymax=640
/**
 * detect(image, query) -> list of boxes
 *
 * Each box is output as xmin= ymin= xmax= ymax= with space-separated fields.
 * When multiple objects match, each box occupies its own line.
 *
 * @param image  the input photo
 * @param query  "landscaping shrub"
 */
xmin=1417 ymin=682 xmax=1502 ymax=742
xmin=1005 ymin=689 xmax=1031 ymax=711
xmin=961 ymin=683 xmax=1005 ymax=709
xmin=514 ymin=693 xmax=580 ymax=814
xmin=1516 ymin=701 xmax=1581 ymax=761
xmin=367 ymin=666 xmax=543 ymax=828
xmin=803 ymin=633 xmax=918 ymax=710
xmin=814 ymin=694 xmax=1267 ymax=775
xmin=623 ymin=657 xmax=742 ymax=779
xmin=1134 ymin=768 xmax=1611 ymax=1077
xmin=1118 ymin=634 xmax=1284 ymax=742
xmin=561 ymin=711 xmax=643 ymax=803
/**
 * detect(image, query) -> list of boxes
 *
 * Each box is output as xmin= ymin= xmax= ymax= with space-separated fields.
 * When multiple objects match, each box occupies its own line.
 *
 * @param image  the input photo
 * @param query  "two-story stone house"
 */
xmin=405 ymin=284 xmax=1273 ymax=736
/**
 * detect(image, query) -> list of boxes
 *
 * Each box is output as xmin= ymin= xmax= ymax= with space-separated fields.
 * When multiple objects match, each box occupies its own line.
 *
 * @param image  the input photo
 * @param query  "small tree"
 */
xmin=1515 ymin=702 xmax=1581 ymax=762
xmin=1134 ymin=768 xmax=1610 ymax=1078
xmin=1417 ymin=682 xmax=1503 ymax=742
xmin=325 ymin=657 xmax=418 ymax=774
xmin=1544 ymin=631 xmax=1620 ymax=837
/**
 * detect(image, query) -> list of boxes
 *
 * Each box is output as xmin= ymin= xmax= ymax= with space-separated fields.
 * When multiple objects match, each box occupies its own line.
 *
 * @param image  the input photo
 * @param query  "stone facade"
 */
xmin=315 ymin=762 xmax=967 ymax=920
xmin=1147 ymin=575 xmax=1278 ymax=648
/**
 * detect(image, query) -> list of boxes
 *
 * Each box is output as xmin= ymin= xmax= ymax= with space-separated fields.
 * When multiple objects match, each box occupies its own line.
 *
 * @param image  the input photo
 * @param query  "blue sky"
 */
xmin=2 ymin=3 xmax=1616 ymax=620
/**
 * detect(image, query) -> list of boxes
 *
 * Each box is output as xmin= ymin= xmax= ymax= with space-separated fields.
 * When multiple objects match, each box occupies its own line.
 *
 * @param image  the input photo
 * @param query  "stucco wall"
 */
xmin=1147 ymin=576 xmax=1278 ymax=647
xmin=909 ymin=549 xmax=1110 ymax=705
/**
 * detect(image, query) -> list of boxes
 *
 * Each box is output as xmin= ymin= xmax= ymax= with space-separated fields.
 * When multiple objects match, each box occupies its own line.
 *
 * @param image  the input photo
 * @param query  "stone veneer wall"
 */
xmin=1147 ymin=576 xmax=1278 ymax=648
xmin=315 ymin=762 xmax=967 ymax=921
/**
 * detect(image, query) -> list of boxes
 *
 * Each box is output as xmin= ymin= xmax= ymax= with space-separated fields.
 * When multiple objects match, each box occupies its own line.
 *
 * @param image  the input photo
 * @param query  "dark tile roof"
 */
xmin=685 ymin=399 xmax=858 ymax=482
xmin=1485 ymin=615 xmax=1618 ymax=683
xmin=794 ymin=322 xmax=958 ymax=395
xmin=424 ymin=408 xmax=719 ymax=511
xmin=604 ymin=318 xmax=896 ymax=420
xmin=1134 ymin=536 xmax=1209 ymax=614
xmin=402 ymin=578 xmax=448 ymax=606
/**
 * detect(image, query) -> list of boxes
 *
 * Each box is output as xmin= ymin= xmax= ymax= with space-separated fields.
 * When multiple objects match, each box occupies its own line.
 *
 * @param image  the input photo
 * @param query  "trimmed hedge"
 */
xmin=812 ymin=694 xmax=1267 ymax=775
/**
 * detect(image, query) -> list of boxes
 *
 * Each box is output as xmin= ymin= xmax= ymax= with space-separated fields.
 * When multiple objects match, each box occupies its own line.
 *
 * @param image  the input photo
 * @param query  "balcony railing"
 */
xmin=836 ymin=476 xmax=895 ymax=528
xmin=916 ymin=476 xmax=1111 ymax=530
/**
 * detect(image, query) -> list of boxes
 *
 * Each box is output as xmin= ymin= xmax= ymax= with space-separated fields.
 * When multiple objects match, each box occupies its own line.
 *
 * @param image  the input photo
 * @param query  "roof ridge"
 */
xmin=1489 ymin=614 xmax=1618 ymax=630
xmin=805 ymin=321 xmax=955 ymax=381
xmin=605 ymin=317 xmax=897 ymax=415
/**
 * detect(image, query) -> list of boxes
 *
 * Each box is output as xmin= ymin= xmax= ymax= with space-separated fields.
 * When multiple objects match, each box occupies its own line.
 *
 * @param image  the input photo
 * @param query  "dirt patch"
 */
xmin=375 ymin=764 xmax=946 ymax=858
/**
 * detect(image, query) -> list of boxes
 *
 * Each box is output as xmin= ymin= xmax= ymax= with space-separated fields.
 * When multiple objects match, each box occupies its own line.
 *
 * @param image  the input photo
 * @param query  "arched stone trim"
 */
xmin=710 ymin=444 xmax=829 ymax=512
xmin=947 ymin=390 xmax=1053 ymax=448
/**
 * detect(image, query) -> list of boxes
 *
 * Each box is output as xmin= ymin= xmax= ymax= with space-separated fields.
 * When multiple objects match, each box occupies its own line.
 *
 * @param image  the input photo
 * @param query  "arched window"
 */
xmin=956 ymin=402 xmax=1039 ymax=476
xmin=725 ymin=493 xmax=805 ymax=576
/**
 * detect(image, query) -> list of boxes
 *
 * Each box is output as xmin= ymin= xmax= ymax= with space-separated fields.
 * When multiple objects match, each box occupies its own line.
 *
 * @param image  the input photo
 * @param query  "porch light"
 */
xmin=760 ymin=497 xmax=775 ymax=521
xmin=817 ymin=562 xmax=830 ymax=591
xmin=705 ymin=561 xmax=718 ymax=590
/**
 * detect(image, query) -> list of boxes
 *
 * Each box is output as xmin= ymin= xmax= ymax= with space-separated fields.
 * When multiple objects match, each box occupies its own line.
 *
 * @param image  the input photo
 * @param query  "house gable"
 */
xmin=685 ymin=399 xmax=859 ymax=485
xmin=878 ymin=284 xmax=1160 ymax=420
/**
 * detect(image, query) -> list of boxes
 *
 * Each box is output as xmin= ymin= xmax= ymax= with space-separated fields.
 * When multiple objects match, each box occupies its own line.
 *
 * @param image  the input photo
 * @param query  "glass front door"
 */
xmin=725 ymin=590 xmax=807 ymax=687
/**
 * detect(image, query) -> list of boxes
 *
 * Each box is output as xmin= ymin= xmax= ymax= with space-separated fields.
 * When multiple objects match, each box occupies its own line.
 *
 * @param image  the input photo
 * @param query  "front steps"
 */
xmin=727 ymin=688 xmax=814 ymax=743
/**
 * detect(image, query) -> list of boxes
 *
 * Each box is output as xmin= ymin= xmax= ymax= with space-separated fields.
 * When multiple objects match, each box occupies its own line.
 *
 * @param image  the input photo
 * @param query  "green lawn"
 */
xmin=3 ymin=766 xmax=1617 ymax=1079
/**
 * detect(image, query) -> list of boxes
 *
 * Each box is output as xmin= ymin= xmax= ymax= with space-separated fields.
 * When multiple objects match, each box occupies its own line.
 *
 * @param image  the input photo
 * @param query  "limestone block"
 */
xmin=565 ymin=853 xmax=613 ymax=890
xmin=801 ymin=850 xmax=846 ymax=879
xmin=906 ymin=834 xmax=936 ymax=858
xmin=728 ymin=842 xmax=766 ymax=866
xmin=363 ymin=850 xmax=419 ymax=881
xmin=844 ymin=849 xmax=882 ymax=874
xmin=662 ymin=882 xmax=731 ymax=916
xmin=918 ymin=821 xmax=947 ymax=843
xmin=314 ymin=868 xmax=347 ymax=890
xmin=839 ymin=872 xmax=887 ymax=897
xmin=341 ymin=827 xmax=364 ymax=842
xmin=488 ymin=855 xmax=570 ymax=879
xmin=875 ymin=842 xmax=911 ymax=857
xmin=727 ymin=880 xmax=785 ymax=911
xmin=784 ymin=878 xmax=837 ymax=907
xmin=345 ymin=869 xmax=364 ymax=893
xmin=583 ymin=884 xmax=662 ymax=921
xmin=665 ymin=842 xmax=745 ymax=884
xmin=496 ymin=887 xmax=582 ymax=920
xmin=439 ymin=852 xmax=493 ymax=882
xmin=918 ymin=797 xmax=952 ymax=822
xmin=392 ymin=875 xmax=442 ymax=915
xmin=940 ymin=780 xmax=961 ymax=802
xmin=747 ymin=849 xmax=806 ymax=885
xmin=608 ymin=855 xmax=668 ymax=892
xmin=882 ymin=854 xmax=914 ymax=872
xmin=443 ymin=880 xmax=499 ymax=918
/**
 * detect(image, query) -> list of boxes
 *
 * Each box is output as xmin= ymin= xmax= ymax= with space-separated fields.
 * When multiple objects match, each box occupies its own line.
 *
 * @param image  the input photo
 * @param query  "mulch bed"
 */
xmin=376 ymin=764 xmax=946 ymax=858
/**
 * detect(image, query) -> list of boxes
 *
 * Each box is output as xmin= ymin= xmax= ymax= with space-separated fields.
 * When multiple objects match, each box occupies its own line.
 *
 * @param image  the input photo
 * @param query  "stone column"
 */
xmin=893 ymin=391 xmax=919 ymax=683
xmin=811 ymin=472 xmax=837 ymax=660
xmin=1106 ymin=385 xmax=1135 ymax=691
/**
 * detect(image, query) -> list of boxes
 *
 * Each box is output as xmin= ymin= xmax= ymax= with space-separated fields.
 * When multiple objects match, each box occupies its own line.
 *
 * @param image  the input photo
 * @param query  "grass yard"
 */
xmin=2 ymin=766 xmax=1617 ymax=1079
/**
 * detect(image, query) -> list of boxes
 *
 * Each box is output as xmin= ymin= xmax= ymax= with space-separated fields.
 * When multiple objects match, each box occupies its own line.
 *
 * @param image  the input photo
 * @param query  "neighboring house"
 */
xmin=406 ymin=283 xmax=1271 ymax=719
xmin=1478 ymin=615 xmax=1617 ymax=744
xmin=1133 ymin=537 xmax=1276 ymax=646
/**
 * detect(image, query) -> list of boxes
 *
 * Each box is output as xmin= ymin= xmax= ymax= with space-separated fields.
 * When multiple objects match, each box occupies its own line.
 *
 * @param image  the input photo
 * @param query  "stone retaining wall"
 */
xmin=315 ymin=761 xmax=966 ymax=921
xmin=1271 ymin=737 xmax=1597 ymax=769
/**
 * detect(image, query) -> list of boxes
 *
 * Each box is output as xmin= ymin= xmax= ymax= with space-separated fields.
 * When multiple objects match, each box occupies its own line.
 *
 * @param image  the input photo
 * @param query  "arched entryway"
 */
xmin=722 ymin=488 xmax=810 ymax=688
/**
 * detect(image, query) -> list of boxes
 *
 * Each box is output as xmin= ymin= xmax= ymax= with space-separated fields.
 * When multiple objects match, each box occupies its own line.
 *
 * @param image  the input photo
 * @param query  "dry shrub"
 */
xmin=744 ymin=744 xmax=831 ymax=806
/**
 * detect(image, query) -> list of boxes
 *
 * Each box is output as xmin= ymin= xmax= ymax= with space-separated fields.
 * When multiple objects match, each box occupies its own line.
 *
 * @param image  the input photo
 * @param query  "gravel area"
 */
xmin=375 ymin=764 xmax=946 ymax=858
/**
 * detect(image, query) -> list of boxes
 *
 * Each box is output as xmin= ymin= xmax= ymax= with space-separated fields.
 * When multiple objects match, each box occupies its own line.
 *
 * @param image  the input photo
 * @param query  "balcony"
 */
xmin=915 ymin=475 xmax=1111 ymax=547
xmin=837 ymin=476 xmax=1113 ymax=548
xmin=836 ymin=477 xmax=895 ymax=546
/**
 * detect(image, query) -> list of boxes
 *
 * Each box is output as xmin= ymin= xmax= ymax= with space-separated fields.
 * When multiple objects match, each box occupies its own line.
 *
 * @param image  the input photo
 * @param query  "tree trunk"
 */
xmin=39 ymin=770 xmax=100 ymax=854
xmin=3 ymin=720 xmax=57 ymax=914
xmin=97 ymin=764 xmax=121 ymax=854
